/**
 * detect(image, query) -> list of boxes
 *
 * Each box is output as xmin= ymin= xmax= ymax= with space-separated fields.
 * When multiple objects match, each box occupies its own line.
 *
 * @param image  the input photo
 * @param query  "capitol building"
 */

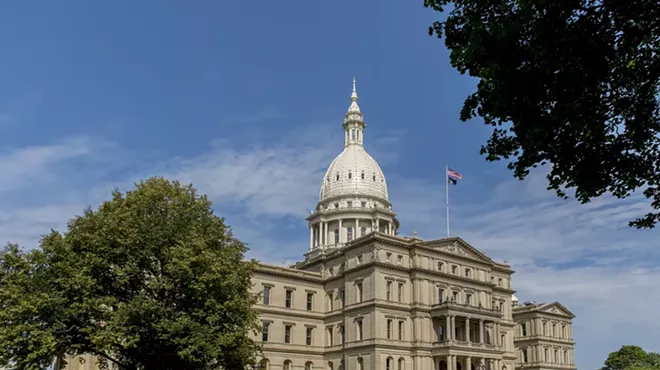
xmin=57 ymin=80 xmax=577 ymax=370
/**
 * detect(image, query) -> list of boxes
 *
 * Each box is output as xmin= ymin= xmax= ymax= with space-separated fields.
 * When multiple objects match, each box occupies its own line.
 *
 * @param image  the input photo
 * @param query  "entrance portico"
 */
xmin=436 ymin=355 xmax=503 ymax=370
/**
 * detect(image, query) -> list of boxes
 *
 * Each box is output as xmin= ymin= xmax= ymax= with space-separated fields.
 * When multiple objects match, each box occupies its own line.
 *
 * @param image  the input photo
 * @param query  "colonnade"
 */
xmin=437 ymin=315 xmax=502 ymax=347
xmin=308 ymin=218 xmax=395 ymax=250
xmin=437 ymin=356 xmax=504 ymax=370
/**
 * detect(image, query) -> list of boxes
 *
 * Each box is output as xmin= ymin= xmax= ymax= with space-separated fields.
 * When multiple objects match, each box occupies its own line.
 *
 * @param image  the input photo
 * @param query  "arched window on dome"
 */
xmin=372 ymin=174 xmax=376 ymax=181
xmin=348 ymin=171 xmax=352 ymax=179
xmin=347 ymin=227 xmax=353 ymax=242
xmin=336 ymin=173 xmax=340 ymax=181
xmin=361 ymin=171 xmax=365 ymax=179
xmin=351 ymin=129 xmax=356 ymax=141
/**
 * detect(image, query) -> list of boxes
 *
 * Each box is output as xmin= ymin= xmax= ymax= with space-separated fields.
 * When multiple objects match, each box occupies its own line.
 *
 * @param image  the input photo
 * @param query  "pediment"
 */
xmin=426 ymin=238 xmax=494 ymax=264
xmin=539 ymin=302 xmax=575 ymax=318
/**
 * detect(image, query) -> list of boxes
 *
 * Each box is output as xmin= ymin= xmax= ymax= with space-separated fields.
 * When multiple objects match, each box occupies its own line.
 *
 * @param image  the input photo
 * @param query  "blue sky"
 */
xmin=1 ymin=1 xmax=658 ymax=369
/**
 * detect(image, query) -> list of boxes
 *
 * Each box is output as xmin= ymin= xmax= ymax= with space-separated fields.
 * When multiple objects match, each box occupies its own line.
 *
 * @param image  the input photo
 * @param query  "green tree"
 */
xmin=600 ymin=345 xmax=660 ymax=370
xmin=424 ymin=0 xmax=660 ymax=228
xmin=0 ymin=177 xmax=261 ymax=370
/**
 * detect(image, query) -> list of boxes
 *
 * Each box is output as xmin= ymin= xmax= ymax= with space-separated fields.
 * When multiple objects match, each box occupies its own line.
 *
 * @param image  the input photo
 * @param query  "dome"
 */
xmin=320 ymin=144 xmax=389 ymax=202
xmin=512 ymin=294 xmax=519 ymax=303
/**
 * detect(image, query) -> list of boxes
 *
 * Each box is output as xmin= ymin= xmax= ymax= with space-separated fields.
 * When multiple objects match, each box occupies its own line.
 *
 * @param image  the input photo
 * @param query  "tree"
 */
xmin=424 ymin=0 xmax=660 ymax=228
xmin=0 ymin=177 xmax=262 ymax=370
xmin=600 ymin=345 xmax=660 ymax=370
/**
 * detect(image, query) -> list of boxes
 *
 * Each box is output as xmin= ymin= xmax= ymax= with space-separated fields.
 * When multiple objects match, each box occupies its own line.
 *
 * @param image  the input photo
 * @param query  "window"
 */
xmin=452 ymin=291 xmax=459 ymax=301
xmin=329 ymin=362 xmax=334 ymax=370
xmin=386 ymin=281 xmax=392 ymax=300
xmin=357 ymin=358 xmax=364 ymax=370
xmin=334 ymin=202 xmax=339 ymax=209
xmin=386 ymin=357 xmax=393 ymax=370
xmin=562 ymin=325 xmax=566 ymax=338
xmin=357 ymin=254 xmax=363 ymax=264
xmin=386 ymin=253 xmax=392 ymax=262
xmin=285 ymin=290 xmax=292 ymax=308
xmin=397 ymin=255 xmax=403 ymax=265
xmin=552 ymin=323 xmax=557 ymax=337
xmin=523 ymin=349 xmax=529 ymax=363
xmin=466 ymin=293 xmax=472 ymax=305
xmin=498 ymin=278 xmax=503 ymax=286
xmin=521 ymin=323 xmax=527 ymax=336
xmin=439 ymin=288 xmax=445 ymax=303
xmin=328 ymin=327 xmax=333 ymax=345
xmin=398 ymin=358 xmax=404 ymax=370
xmin=357 ymin=320 xmax=363 ymax=340
xmin=361 ymin=172 xmax=365 ymax=179
xmin=360 ymin=227 xmax=366 ymax=236
xmin=339 ymin=289 xmax=345 ymax=307
xmin=284 ymin=325 xmax=292 ymax=344
xmin=347 ymin=227 xmax=353 ymax=241
xmin=398 ymin=321 xmax=404 ymax=340
xmin=262 ymin=323 xmax=269 ymax=342
xmin=328 ymin=292 xmax=334 ymax=311
xmin=347 ymin=201 xmax=353 ymax=208
xmin=305 ymin=361 xmax=313 ymax=370
xmin=339 ymin=325 xmax=345 ymax=344
xmin=437 ymin=261 xmax=444 ymax=271
xmin=307 ymin=293 xmax=313 ymax=311
xmin=465 ymin=268 xmax=471 ymax=278
xmin=554 ymin=349 xmax=558 ymax=362
xmin=336 ymin=174 xmax=340 ymax=181
xmin=361 ymin=201 xmax=366 ymax=208
xmin=356 ymin=281 xmax=363 ymax=302
xmin=545 ymin=348 xmax=549 ymax=362
xmin=263 ymin=286 xmax=270 ymax=305
xmin=564 ymin=350 xmax=568 ymax=364
xmin=373 ymin=174 xmax=376 ymax=181
xmin=451 ymin=265 xmax=458 ymax=274
xmin=398 ymin=283 xmax=404 ymax=302
xmin=306 ymin=327 xmax=313 ymax=345
xmin=387 ymin=319 xmax=392 ymax=339
xmin=284 ymin=360 xmax=292 ymax=370
xmin=334 ymin=230 xmax=339 ymax=244
xmin=543 ymin=322 xmax=547 ymax=335
xmin=348 ymin=171 xmax=352 ymax=179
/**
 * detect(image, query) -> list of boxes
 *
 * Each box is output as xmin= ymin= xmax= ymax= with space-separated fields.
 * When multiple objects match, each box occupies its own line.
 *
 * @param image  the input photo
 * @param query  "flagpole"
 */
xmin=445 ymin=165 xmax=450 ymax=237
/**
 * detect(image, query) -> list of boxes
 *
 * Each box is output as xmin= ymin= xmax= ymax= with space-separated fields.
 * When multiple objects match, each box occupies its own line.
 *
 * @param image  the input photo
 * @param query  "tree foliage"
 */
xmin=424 ymin=0 xmax=660 ymax=227
xmin=600 ymin=345 xmax=660 ymax=370
xmin=0 ymin=177 xmax=261 ymax=370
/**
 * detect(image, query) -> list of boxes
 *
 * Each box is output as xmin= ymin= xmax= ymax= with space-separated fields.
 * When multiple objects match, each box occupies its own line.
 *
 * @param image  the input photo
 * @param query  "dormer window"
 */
xmin=334 ymin=203 xmax=339 ymax=209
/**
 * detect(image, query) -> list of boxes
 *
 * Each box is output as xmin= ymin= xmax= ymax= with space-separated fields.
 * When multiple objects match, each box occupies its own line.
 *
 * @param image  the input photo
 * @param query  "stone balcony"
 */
xmin=432 ymin=339 xmax=500 ymax=351
xmin=431 ymin=300 xmax=503 ymax=319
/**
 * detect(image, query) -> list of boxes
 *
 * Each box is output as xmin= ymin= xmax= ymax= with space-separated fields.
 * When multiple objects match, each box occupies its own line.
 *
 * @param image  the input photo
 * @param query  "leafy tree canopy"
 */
xmin=0 ymin=177 xmax=261 ymax=370
xmin=600 ymin=345 xmax=660 ymax=370
xmin=424 ymin=0 xmax=660 ymax=227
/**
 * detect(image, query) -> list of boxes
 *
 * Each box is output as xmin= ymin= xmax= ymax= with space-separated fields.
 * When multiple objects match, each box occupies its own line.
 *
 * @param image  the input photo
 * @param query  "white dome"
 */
xmin=512 ymin=294 xmax=519 ymax=303
xmin=320 ymin=144 xmax=389 ymax=202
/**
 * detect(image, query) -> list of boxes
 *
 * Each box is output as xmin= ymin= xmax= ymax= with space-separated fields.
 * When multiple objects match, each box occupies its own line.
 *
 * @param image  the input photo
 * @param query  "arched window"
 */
xmin=283 ymin=360 xmax=292 ymax=370
xmin=361 ymin=171 xmax=365 ymax=179
xmin=545 ymin=348 xmax=549 ymax=362
xmin=348 ymin=171 xmax=352 ymax=179
xmin=305 ymin=361 xmax=314 ymax=370
xmin=372 ymin=174 xmax=376 ymax=181
xmin=328 ymin=361 xmax=334 ymax=370
xmin=357 ymin=358 xmax=364 ymax=370
xmin=351 ymin=129 xmax=356 ymax=140
xmin=336 ymin=173 xmax=340 ymax=181
xmin=398 ymin=358 xmax=405 ymax=370
xmin=258 ymin=359 xmax=269 ymax=370
xmin=386 ymin=357 xmax=394 ymax=370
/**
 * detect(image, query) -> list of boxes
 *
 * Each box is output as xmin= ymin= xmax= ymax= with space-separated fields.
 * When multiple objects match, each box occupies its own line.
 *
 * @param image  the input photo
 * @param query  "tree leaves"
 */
xmin=425 ymin=0 xmax=660 ymax=228
xmin=0 ymin=177 xmax=261 ymax=370
xmin=600 ymin=345 xmax=660 ymax=370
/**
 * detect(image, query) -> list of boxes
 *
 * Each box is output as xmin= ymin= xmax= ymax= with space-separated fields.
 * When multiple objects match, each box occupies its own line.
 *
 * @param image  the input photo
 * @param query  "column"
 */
xmin=451 ymin=316 xmax=456 ymax=340
xmin=376 ymin=218 xmax=380 ymax=232
xmin=466 ymin=357 xmax=472 ymax=370
xmin=309 ymin=226 xmax=314 ymax=250
xmin=479 ymin=320 xmax=484 ymax=344
xmin=323 ymin=222 xmax=327 ymax=245
xmin=445 ymin=316 xmax=451 ymax=341
xmin=495 ymin=359 xmax=500 ymax=370
xmin=465 ymin=318 xmax=470 ymax=342
xmin=355 ymin=218 xmax=359 ymax=237
xmin=338 ymin=219 xmax=343 ymax=244
xmin=388 ymin=222 xmax=393 ymax=234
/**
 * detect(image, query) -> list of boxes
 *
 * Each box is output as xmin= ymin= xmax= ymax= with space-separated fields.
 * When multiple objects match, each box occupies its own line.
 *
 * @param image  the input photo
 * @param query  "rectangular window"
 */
xmin=466 ymin=293 xmax=472 ymax=305
xmin=328 ymin=292 xmax=334 ymax=311
xmin=361 ymin=201 xmax=366 ymax=208
xmin=306 ymin=327 xmax=313 ymax=345
xmin=356 ymin=281 xmax=363 ymax=302
xmin=357 ymin=320 xmax=363 ymax=340
xmin=386 ymin=253 xmax=392 ymax=262
xmin=285 ymin=289 xmax=292 ymax=308
xmin=357 ymin=254 xmax=363 ymax=264
xmin=437 ymin=261 xmax=444 ymax=271
xmin=284 ymin=325 xmax=292 ymax=344
xmin=340 ymin=325 xmax=345 ymax=344
xmin=262 ymin=323 xmax=269 ymax=342
xmin=521 ymin=323 xmax=527 ymax=336
xmin=387 ymin=319 xmax=392 ymax=339
xmin=263 ymin=286 xmax=270 ymax=305
xmin=440 ymin=288 xmax=445 ymax=303
xmin=452 ymin=291 xmax=459 ymax=301
xmin=398 ymin=321 xmax=404 ymax=340
xmin=334 ymin=230 xmax=339 ymax=244
xmin=328 ymin=328 xmax=333 ymax=345
xmin=386 ymin=281 xmax=392 ymax=301
xmin=339 ymin=289 xmax=345 ymax=307
xmin=397 ymin=255 xmax=403 ymax=265
xmin=347 ymin=201 xmax=353 ymax=208
xmin=347 ymin=227 xmax=353 ymax=242
xmin=398 ymin=283 xmax=404 ymax=302
xmin=360 ymin=227 xmax=366 ymax=236
xmin=307 ymin=293 xmax=313 ymax=311
xmin=523 ymin=349 xmax=529 ymax=363
xmin=562 ymin=325 xmax=566 ymax=338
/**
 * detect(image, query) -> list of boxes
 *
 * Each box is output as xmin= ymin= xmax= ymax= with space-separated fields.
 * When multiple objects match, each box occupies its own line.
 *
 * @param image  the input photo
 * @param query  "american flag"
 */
xmin=447 ymin=168 xmax=462 ymax=184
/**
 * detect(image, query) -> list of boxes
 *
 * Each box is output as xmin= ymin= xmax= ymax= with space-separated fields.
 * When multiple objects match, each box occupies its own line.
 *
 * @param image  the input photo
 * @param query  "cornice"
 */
xmin=493 ymin=286 xmax=516 ymax=294
xmin=255 ymin=263 xmax=323 ymax=284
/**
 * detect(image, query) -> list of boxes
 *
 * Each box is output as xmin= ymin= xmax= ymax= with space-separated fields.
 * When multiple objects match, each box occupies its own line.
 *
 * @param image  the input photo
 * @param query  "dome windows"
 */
xmin=336 ymin=173 xmax=340 ymax=181
xmin=348 ymin=171 xmax=352 ymax=179
xmin=372 ymin=174 xmax=376 ymax=181
xmin=361 ymin=171 xmax=365 ymax=179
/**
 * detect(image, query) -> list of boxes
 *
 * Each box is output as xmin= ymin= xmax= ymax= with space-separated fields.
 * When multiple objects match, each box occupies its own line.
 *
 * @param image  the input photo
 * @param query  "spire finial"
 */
xmin=351 ymin=76 xmax=358 ymax=102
